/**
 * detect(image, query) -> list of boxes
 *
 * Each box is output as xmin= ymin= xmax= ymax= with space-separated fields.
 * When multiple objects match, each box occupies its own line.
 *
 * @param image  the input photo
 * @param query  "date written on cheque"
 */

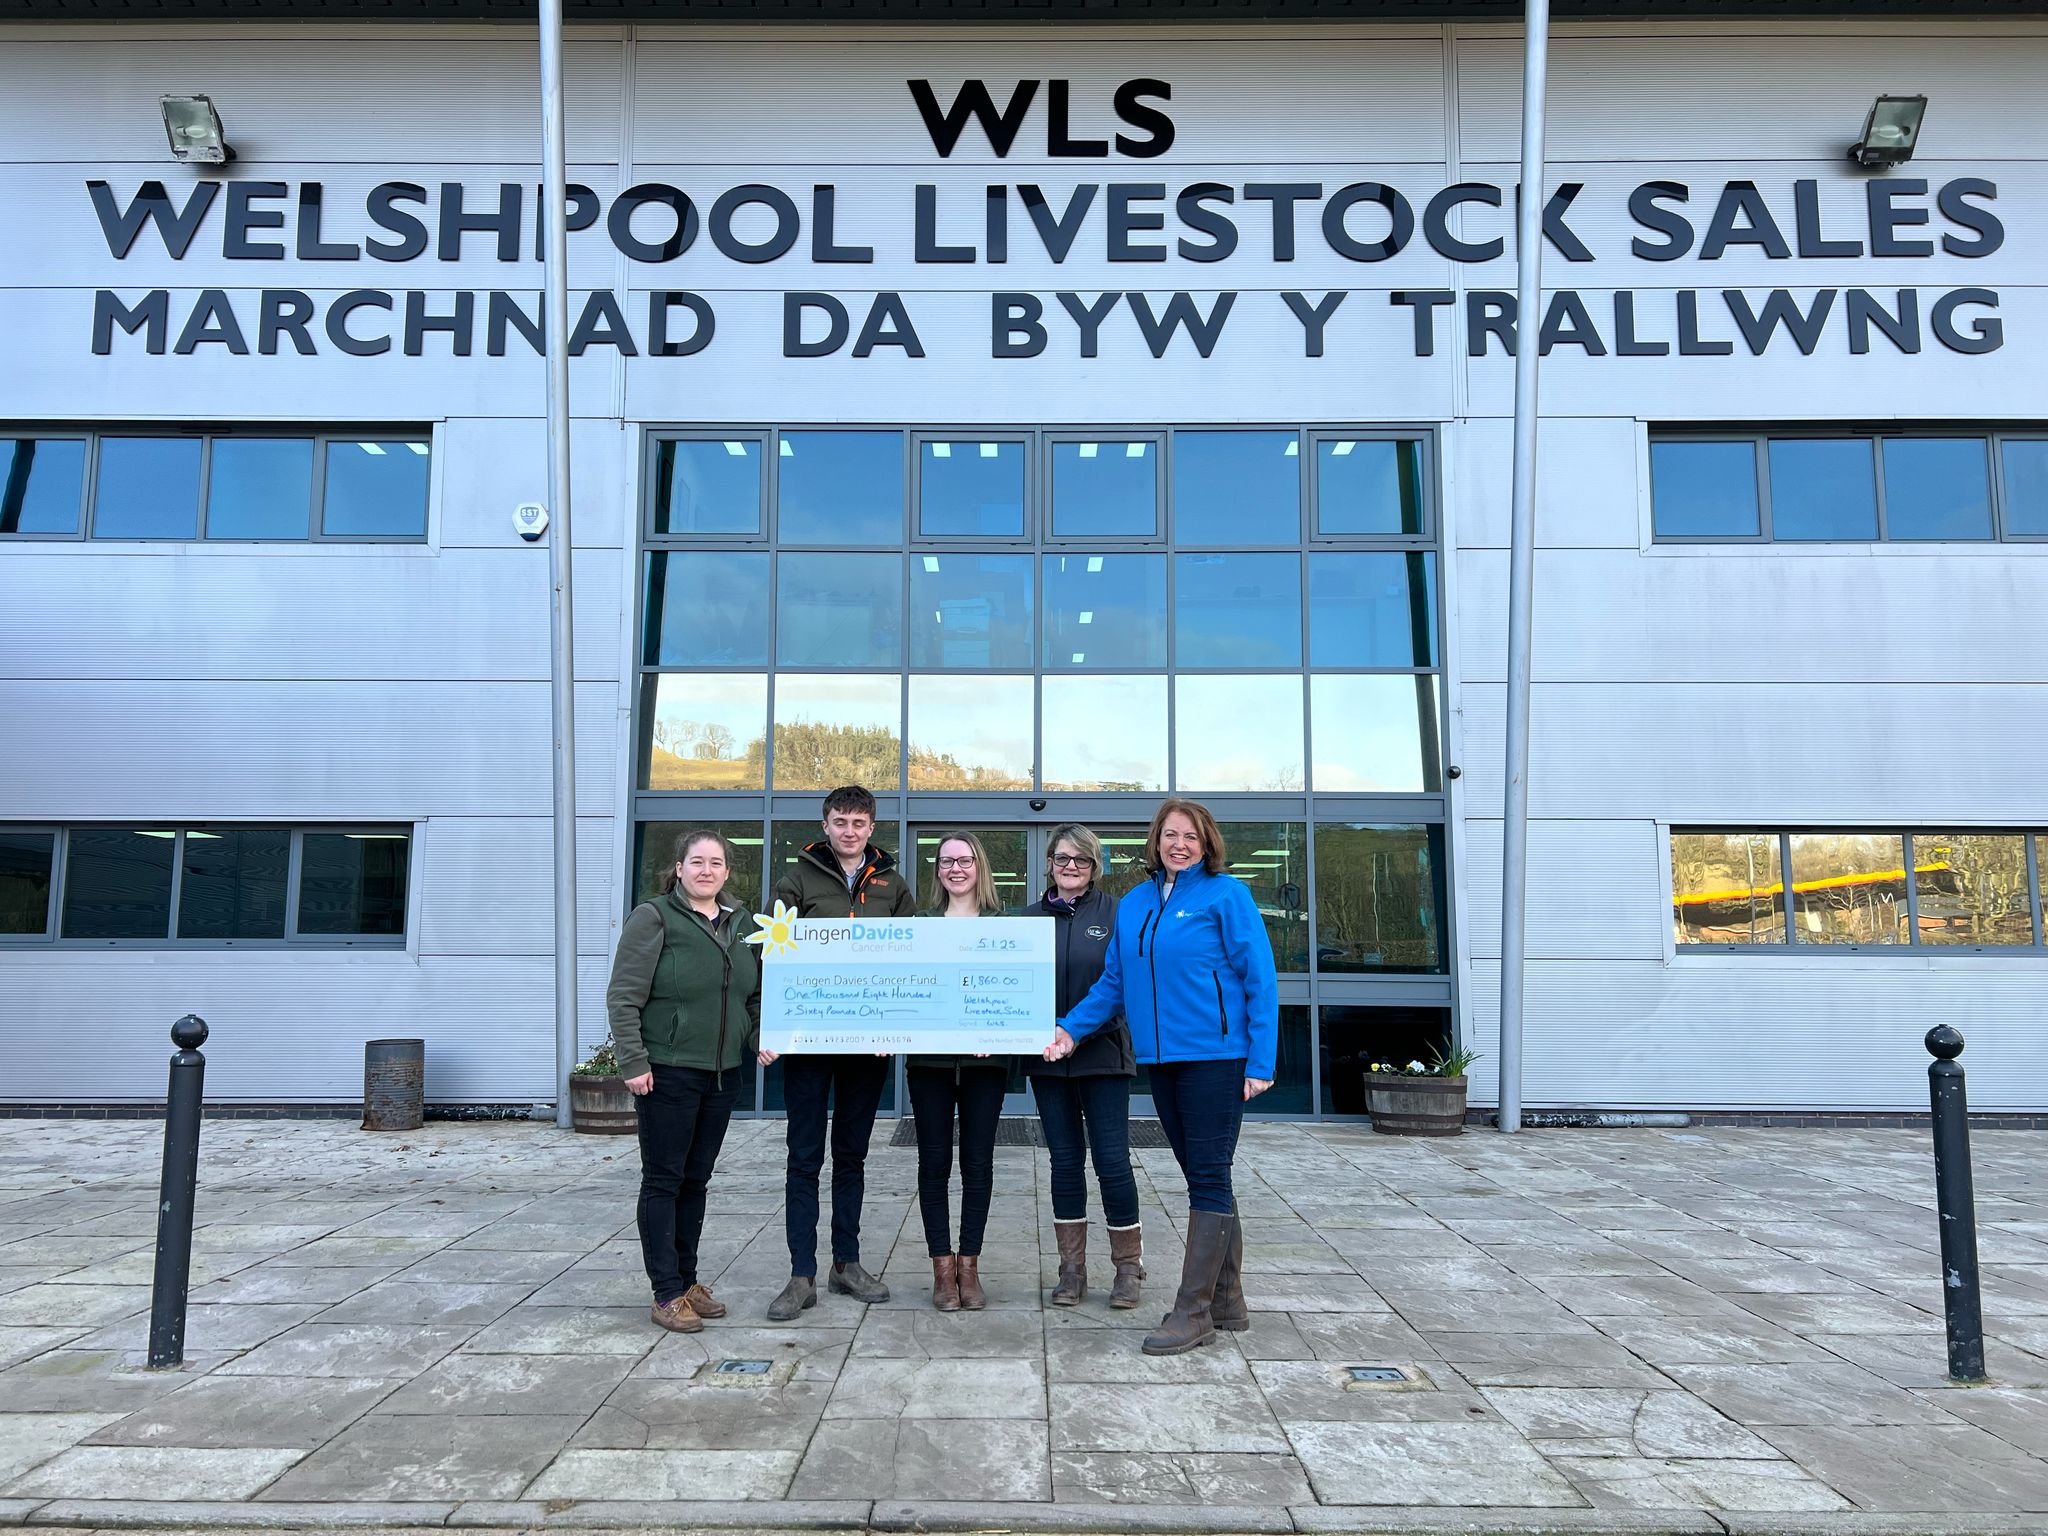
xmin=971 ymin=936 xmax=1023 ymax=951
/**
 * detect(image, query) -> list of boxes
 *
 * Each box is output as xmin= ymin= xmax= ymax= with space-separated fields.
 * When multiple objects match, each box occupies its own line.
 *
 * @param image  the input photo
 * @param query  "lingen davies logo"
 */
xmin=747 ymin=901 xmax=801 ymax=956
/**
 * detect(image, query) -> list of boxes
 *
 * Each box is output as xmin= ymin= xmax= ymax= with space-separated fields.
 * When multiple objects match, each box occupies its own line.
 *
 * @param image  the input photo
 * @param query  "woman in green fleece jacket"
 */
xmin=605 ymin=828 xmax=761 ymax=1335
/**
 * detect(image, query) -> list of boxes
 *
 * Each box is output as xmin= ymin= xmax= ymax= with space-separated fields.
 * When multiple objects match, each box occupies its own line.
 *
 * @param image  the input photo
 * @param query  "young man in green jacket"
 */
xmin=761 ymin=785 xmax=917 ymax=1321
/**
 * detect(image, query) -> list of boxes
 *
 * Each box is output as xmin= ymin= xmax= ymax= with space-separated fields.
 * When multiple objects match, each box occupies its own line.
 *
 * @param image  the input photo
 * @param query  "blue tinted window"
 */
xmin=94 ymin=438 xmax=201 ymax=539
xmin=61 ymin=829 xmax=175 ymax=938
xmin=1882 ymin=438 xmax=1993 ymax=541
xmin=2005 ymin=440 xmax=2048 ymax=536
xmin=921 ymin=440 xmax=1025 ymax=536
xmin=1650 ymin=441 xmax=1760 ymax=537
xmin=778 ymin=432 xmax=903 ymax=544
xmin=323 ymin=440 xmax=430 ymax=537
xmin=178 ymin=828 xmax=289 ymax=939
xmin=644 ymin=550 xmax=770 ymax=666
xmin=777 ymin=552 xmax=902 ymax=668
xmin=911 ymin=553 xmax=1033 ymax=667
xmin=1309 ymin=552 xmax=1436 ymax=668
xmin=1052 ymin=441 xmax=1157 ymax=537
xmin=298 ymin=832 xmax=409 ymax=936
xmin=656 ymin=439 xmax=760 ymax=534
xmin=1043 ymin=553 xmax=1165 ymax=668
xmin=1175 ymin=553 xmax=1301 ymax=667
xmin=0 ymin=439 xmax=86 ymax=535
xmin=1174 ymin=432 xmax=1299 ymax=544
xmin=1769 ymin=439 xmax=1877 ymax=541
xmin=206 ymin=439 xmax=313 ymax=539
xmin=1317 ymin=439 xmax=1423 ymax=535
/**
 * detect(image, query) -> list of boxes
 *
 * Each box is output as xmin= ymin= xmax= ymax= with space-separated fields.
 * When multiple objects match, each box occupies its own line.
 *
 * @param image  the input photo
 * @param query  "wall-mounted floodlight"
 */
xmin=161 ymin=95 xmax=234 ymax=164
xmin=1848 ymin=95 xmax=1926 ymax=169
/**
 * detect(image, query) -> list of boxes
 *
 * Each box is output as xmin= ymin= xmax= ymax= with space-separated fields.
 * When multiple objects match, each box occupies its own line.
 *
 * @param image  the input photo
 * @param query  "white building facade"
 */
xmin=2 ymin=12 xmax=2044 ymax=1115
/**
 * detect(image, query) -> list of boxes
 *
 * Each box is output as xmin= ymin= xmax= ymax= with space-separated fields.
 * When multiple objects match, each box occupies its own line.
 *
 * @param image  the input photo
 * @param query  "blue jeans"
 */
xmin=1032 ymin=1075 xmax=1140 ymax=1227
xmin=1149 ymin=1057 xmax=1246 ymax=1215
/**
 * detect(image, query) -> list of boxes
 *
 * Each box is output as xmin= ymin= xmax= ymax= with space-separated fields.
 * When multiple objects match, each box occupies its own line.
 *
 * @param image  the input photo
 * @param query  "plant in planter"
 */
xmin=567 ymin=1038 xmax=637 ymax=1136
xmin=1364 ymin=1043 xmax=1483 ymax=1137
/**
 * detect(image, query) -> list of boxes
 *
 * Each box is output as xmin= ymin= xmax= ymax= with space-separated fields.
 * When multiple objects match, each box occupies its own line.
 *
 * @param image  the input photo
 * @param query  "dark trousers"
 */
xmin=1032 ymin=1074 xmax=1141 ymax=1227
xmin=633 ymin=1064 xmax=739 ymax=1305
xmin=782 ymin=1053 xmax=890 ymax=1277
xmin=1150 ymin=1057 xmax=1247 ymax=1215
xmin=906 ymin=1065 xmax=1007 ymax=1257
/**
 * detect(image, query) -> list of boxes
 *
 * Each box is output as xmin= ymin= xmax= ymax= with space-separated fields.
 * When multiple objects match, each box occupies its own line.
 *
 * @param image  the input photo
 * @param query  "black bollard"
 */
xmin=147 ymin=1015 xmax=209 ymax=1370
xmin=1926 ymin=1025 xmax=1987 ymax=1384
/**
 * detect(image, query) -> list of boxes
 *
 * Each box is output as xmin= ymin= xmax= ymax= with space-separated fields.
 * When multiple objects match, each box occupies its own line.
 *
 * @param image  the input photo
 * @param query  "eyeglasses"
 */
xmin=936 ymin=856 xmax=977 ymax=869
xmin=1051 ymin=854 xmax=1095 ymax=868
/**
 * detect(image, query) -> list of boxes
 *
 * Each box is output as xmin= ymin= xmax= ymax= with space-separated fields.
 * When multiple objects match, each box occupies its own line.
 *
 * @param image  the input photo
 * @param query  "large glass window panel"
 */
xmin=0 ymin=438 xmax=86 ymax=535
xmin=1314 ymin=823 xmax=1446 ymax=973
xmin=1319 ymin=1006 xmax=1453 ymax=1114
xmin=777 ymin=431 xmax=904 ymax=544
xmin=177 ymin=828 xmax=290 ymax=940
xmin=61 ymin=829 xmax=176 ymax=939
xmin=2003 ymin=439 xmax=2048 ymax=536
xmin=1174 ymin=553 xmax=1302 ymax=668
xmin=1051 ymin=440 xmax=1157 ymax=537
xmin=94 ymin=437 xmax=201 ymax=539
xmin=643 ymin=674 xmax=768 ymax=790
xmin=1650 ymin=441 xmax=1761 ymax=538
xmin=1310 ymin=675 xmax=1441 ymax=793
xmin=1042 ymin=553 xmax=1165 ymax=668
xmin=205 ymin=438 xmax=314 ymax=540
xmin=777 ymin=552 xmax=902 ymax=668
xmin=772 ymin=674 xmax=903 ymax=791
xmin=298 ymin=832 xmax=410 ymax=936
xmin=910 ymin=554 xmax=1033 ymax=668
xmin=1788 ymin=832 xmax=1907 ymax=945
xmin=1309 ymin=552 xmax=1437 ymax=668
xmin=655 ymin=439 xmax=761 ymax=535
xmin=0 ymin=831 xmax=55 ymax=934
xmin=920 ymin=440 xmax=1025 ymax=537
xmin=1882 ymin=438 xmax=1994 ymax=541
xmin=913 ymin=826 xmax=1032 ymax=913
xmin=643 ymin=551 xmax=770 ymax=667
xmin=1671 ymin=832 xmax=1785 ymax=945
xmin=1091 ymin=823 xmax=1155 ymax=899
xmin=1264 ymin=1005 xmax=1314 ymax=1113
xmin=1768 ymin=439 xmax=1878 ymax=541
xmin=1041 ymin=675 xmax=1166 ymax=792
xmin=634 ymin=821 xmax=766 ymax=913
xmin=1173 ymin=431 xmax=1300 ymax=545
xmin=1912 ymin=833 xmax=2032 ymax=947
xmin=1316 ymin=439 xmax=1423 ymax=536
xmin=323 ymin=439 xmax=430 ymax=537
xmin=1174 ymin=675 xmax=1304 ymax=792
xmin=909 ymin=675 xmax=1033 ymax=790
xmin=1216 ymin=821 xmax=1309 ymax=972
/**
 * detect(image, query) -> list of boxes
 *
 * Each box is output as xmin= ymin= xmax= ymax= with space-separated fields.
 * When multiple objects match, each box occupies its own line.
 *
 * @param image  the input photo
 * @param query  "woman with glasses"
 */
xmin=907 ymin=831 xmax=1010 ymax=1312
xmin=1024 ymin=824 xmax=1142 ymax=1310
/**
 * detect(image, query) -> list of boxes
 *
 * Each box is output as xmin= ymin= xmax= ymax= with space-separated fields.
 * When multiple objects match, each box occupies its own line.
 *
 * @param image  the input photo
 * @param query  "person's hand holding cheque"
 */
xmin=1044 ymin=1026 xmax=1077 ymax=1063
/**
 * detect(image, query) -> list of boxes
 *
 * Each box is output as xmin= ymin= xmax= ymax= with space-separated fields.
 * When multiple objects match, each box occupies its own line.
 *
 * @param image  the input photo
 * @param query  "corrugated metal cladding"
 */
xmin=1 ymin=21 xmax=2045 ymax=1113
xmin=7 ymin=0 xmax=2048 ymax=16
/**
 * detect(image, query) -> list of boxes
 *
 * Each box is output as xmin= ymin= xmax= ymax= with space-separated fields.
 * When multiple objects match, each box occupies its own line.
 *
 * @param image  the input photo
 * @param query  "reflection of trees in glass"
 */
xmin=1914 ymin=834 xmax=2032 ymax=946
xmin=1789 ymin=833 xmax=1906 ymax=945
xmin=647 ymin=711 xmax=760 ymax=789
xmin=1671 ymin=832 xmax=1784 ymax=944
xmin=1219 ymin=822 xmax=1307 ymax=971
xmin=1314 ymin=825 xmax=1441 ymax=972
xmin=761 ymin=719 xmax=901 ymax=791
xmin=907 ymin=752 xmax=1030 ymax=791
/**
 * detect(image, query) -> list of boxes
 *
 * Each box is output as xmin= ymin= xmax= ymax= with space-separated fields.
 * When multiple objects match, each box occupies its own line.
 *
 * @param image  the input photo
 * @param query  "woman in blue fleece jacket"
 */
xmin=1045 ymin=797 xmax=1278 ymax=1356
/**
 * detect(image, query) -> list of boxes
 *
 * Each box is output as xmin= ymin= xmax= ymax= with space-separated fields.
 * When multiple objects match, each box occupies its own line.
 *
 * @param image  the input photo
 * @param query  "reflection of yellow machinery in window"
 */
xmin=1678 ymin=856 xmax=2030 ymax=944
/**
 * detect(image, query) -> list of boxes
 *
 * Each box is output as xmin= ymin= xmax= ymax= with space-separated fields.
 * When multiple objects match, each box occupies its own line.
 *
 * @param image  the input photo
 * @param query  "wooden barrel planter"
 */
xmin=1366 ymin=1073 xmax=1468 ymax=1137
xmin=569 ymin=1073 xmax=636 ymax=1135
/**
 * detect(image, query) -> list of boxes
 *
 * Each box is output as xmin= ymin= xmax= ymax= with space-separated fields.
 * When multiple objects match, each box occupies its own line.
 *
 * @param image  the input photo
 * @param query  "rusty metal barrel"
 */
xmin=362 ymin=1039 xmax=425 ymax=1131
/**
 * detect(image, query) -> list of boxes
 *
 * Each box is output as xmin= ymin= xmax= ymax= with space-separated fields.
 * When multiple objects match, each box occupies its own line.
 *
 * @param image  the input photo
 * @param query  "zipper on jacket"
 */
xmin=711 ymin=924 xmax=734 ymax=1089
xmin=1212 ymin=970 xmax=1227 ymax=1039
xmin=1145 ymin=877 xmax=1164 ymax=1061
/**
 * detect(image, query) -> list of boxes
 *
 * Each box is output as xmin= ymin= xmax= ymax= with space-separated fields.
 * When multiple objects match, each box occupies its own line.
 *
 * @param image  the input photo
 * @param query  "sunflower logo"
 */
xmin=746 ymin=900 xmax=801 ymax=957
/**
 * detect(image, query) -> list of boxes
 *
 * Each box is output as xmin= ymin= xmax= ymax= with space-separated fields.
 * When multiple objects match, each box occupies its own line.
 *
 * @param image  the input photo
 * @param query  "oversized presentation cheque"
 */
xmin=750 ymin=907 xmax=1055 ymax=1055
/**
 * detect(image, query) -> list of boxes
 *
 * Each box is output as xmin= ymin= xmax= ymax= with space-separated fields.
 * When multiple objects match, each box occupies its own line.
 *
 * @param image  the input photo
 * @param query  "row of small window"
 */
xmin=0 ymin=827 xmax=411 ymax=944
xmin=645 ymin=549 xmax=1437 ymax=673
xmin=651 ymin=429 xmax=1429 ymax=544
xmin=634 ymin=820 xmax=1448 ymax=977
xmin=1650 ymin=430 xmax=2048 ymax=543
xmin=1672 ymin=830 xmax=2048 ymax=949
xmin=642 ymin=672 xmax=1444 ymax=795
xmin=0 ymin=431 xmax=432 ymax=541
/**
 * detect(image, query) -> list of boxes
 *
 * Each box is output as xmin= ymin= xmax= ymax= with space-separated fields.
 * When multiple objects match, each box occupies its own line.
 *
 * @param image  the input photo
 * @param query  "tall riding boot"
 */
xmin=931 ymin=1254 xmax=960 ymax=1312
xmin=1050 ymin=1220 xmax=1088 ymax=1307
xmin=1142 ymin=1210 xmax=1232 ymax=1356
xmin=1210 ymin=1211 xmax=1248 ymax=1331
xmin=1107 ymin=1222 xmax=1145 ymax=1310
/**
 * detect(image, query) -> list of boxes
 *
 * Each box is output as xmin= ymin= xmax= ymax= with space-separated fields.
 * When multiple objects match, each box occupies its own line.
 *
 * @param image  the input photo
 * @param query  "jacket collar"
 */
xmin=799 ymin=839 xmax=896 ymax=883
xmin=1152 ymin=860 xmax=1214 ymax=898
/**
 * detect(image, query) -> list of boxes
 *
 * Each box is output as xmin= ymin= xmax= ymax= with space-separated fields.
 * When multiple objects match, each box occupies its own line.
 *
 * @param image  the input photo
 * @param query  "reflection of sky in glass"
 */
xmin=911 ymin=554 xmax=1033 ymax=667
xmin=778 ymin=432 xmax=904 ymax=544
xmin=95 ymin=438 xmax=201 ymax=539
xmin=921 ymin=441 xmax=1025 ymax=536
xmin=2005 ymin=440 xmax=2048 ymax=535
xmin=657 ymin=439 xmax=760 ymax=534
xmin=0 ymin=438 xmax=85 ymax=534
xmin=1309 ymin=553 xmax=1436 ymax=667
xmin=1041 ymin=675 xmax=1165 ymax=791
xmin=1175 ymin=553 xmax=1301 ymax=667
xmin=1043 ymin=553 xmax=1165 ymax=668
xmin=772 ymin=673 xmax=902 ymax=790
xmin=909 ymin=675 xmax=1033 ymax=789
xmin=206 ymin=439 xmax=314 ymax=540
xmin=1173 ymin=432 xmax=1299 ymax=544
xmin=323 ymin=440 xmax=430 ymax=537
xmin=1882 ymin=439 xmax=1993 ymax=540
xmin=1311 ymin=675 xmax=1439 ymax=791
xmin=1769 ymin=440 xmax=1877 ymax=540
xmin=645 ymin=551 xmax=769 ymax=666
xmin=777 ymin=552 xmax=902 ymax=667
xmin=1650 ymin=441 xmax=1759 ymax=537
xmin=1052 ymin=441 xmax=1157 ymax=536
xmin=1317 ymin=439 xmax=1420 ymax=535
xmin=1175 ymin=676 xmax=1304 ymax=791
xmin=645 ymin=674 xmax=767 ymax=790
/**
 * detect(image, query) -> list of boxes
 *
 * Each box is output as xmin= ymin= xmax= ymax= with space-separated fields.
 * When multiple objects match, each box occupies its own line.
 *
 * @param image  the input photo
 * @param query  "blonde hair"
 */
xmin=1044 ymin=823 xmax=1107 ymax=887
xmin=1143 ymin=799 xmax=1227 ymax=875
xmin=927 ymin=831 xmax=1002 ymax=914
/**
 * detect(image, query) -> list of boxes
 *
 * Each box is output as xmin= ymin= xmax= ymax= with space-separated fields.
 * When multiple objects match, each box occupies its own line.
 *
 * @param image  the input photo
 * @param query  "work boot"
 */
xmin=1107 ymin=1222 xmax=1146 ymax=1310
xmin=1050 ymin=1220 xmax=1088 ymax=1307
xmin=932 ymin=1254 xmax=961 ymax=1312
xmin=1210 ymin=1212 xmax=1248 ymax=1332
xmin=828 ymin=1260 xmax=891 ymax=1304
xmin=957 ymin=1253 xmax=986 ymax=1310
xmin=650 ymin=1295 xmax=702 ymax=1333
xmin=1142 ymin=1209 xmax=1232 ymax=1356
xmin=766 ymin=1275 xmax=816 ymax=1321
xmin=683 ymin=1283 xmax=727 ymax=1320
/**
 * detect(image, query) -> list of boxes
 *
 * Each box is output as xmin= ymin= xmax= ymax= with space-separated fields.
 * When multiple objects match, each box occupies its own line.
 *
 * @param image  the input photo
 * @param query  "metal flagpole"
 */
xmin=538 ymin=0 xmax=581 ymax=1128
xmin=1497 ymin=0 xmax=1550 ymax=1134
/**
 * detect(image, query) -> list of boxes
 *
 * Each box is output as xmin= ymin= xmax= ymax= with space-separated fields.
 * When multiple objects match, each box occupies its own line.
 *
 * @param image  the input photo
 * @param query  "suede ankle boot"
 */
xmin=1050 ymin=1220 xmax=1087 ymax=1306
xmin=931 ymin=1254 xmax=961 ymax=1312
xmin=1107 ymin=1222 xmax=1145 ymax=1310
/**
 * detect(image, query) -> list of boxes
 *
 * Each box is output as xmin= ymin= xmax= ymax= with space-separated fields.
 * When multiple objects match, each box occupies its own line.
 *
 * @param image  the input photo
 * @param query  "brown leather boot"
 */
xmin=1142 ymin=1210 xmax=1231 ymax=1356
xmin=957 ymin=1253 xmax=986 ymax=1310
xmin=1107 ymin=1222 xmax=1145 ymax=1310
xmin=1210 ymin=1212 xmax=1248 ymax=1331
xmin=1050 ymin=1220 xmax=1087 ymax=1306
xmin=931 ymin=1254 xmax=961 ymax=1312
